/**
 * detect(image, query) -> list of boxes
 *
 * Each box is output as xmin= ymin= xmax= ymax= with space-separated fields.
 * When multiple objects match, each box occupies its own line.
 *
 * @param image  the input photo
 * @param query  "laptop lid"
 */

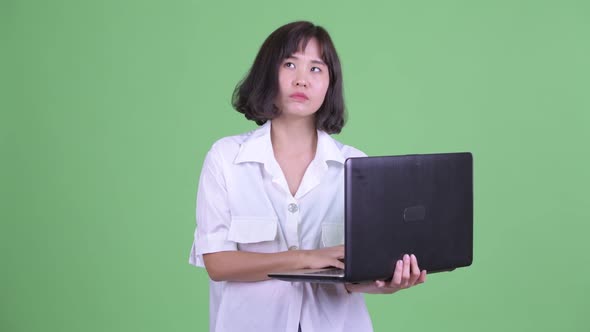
xmin=343 ymin=152 xmax=473 ymax=283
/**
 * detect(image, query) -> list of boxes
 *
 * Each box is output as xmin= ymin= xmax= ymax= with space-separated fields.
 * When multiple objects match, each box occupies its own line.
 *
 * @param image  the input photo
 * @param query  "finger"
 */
xmin=401 ymin=254 xmax=411 ymax=288
xmin=332 ymin=245 xmax=344 ymax=251
xmin=332 ymin=245 xmax=345 ymax=258
xmin=413 ymin=270 xmax=427 ymax=285
xmin=409 ymin=254 xmax=421 ymax=285
xmin=375 ymin=280 xmax=386 ymax=288
xmin=417 ymin=270 xmax=427 ymax=284
xmin=391 ymin=259 xmax=403 ymax=287
xmin=332 ymin=259 xmax=345 ymax=270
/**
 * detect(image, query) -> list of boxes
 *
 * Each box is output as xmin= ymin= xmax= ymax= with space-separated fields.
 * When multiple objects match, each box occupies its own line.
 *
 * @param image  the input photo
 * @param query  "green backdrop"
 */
xmin=2 ymin=0 xmax=589 ymax=331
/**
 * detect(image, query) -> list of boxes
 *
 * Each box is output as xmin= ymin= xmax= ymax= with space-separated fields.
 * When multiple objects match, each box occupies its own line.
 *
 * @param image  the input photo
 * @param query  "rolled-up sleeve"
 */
xmin=189 ymin=146 xmax=237 ymax=268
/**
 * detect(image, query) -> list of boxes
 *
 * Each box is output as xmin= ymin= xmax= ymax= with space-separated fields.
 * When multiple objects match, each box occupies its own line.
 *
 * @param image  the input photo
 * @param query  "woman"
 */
xmin=189 ymin=21 xmax=426 ymax=332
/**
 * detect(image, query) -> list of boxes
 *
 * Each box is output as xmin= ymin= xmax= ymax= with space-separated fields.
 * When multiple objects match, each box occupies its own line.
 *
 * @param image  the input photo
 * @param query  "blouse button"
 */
xmin=288 ymin=203 xmax=299 ymax=213
xmin=288 ymin=246 xmax=299 ymax=250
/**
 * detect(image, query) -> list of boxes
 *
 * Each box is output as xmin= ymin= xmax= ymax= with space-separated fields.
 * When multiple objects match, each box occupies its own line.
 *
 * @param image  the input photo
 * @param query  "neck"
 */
xmin=270 ymin=117 xmax=317 ymax=155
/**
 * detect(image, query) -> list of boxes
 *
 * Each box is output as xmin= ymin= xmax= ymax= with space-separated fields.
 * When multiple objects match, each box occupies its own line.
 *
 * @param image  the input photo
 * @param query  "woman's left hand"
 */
xmin=345 ymin=254 xmax=426 ymax=294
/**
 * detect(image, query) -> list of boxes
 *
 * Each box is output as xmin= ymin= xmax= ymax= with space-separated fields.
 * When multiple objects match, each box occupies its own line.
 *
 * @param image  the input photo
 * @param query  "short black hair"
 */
xmin=232 ymin=21 xmax=346 ymax=134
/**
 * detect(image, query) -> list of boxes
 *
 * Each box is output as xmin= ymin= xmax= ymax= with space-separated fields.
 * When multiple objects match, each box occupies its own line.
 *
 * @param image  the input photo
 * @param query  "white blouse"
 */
xmin=189 ymin=121 xmax=374 ymax=332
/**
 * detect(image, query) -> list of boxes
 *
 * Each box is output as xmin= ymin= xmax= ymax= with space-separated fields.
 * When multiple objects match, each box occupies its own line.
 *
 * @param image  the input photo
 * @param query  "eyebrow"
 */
xmin=287 ymin=55 xmax=327 ymax=66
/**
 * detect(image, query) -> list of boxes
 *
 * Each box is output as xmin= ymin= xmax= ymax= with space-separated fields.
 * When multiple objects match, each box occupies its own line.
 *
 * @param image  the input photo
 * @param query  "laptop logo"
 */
xmin=404 ymin=205 xmax=426 ymax=222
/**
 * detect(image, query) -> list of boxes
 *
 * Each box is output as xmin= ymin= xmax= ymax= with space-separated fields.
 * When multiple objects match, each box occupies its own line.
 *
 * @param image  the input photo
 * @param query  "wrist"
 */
xmin=298 ymin=250 xmax=310 ymax=269
xmin=288 ymin=249 xmax=308 ymax=269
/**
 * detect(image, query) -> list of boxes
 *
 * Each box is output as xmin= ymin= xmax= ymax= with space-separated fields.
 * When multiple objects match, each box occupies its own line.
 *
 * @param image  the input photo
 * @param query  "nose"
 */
xmin=293 ymin=78 xmax=309 ymax=88
xmin=293 ymin=70 xmax=308 ymax=88
xmin=294 ymin=79 xmax=308 ymax=88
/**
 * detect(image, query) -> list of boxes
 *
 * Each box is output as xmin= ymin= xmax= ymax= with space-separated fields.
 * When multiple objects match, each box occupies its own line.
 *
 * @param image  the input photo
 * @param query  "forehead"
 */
xmin=283 ymin=36 xmax=327 ymax=62
xmin=288 ymin=39 xmax=323 ymax=61
xmin=295 ymin=38 xmax=320 ymax=53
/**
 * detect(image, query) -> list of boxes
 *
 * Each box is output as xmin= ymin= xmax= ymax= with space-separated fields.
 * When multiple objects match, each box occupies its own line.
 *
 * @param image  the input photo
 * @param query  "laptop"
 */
xmin=268 ymin=152 xmax=473 ymax=283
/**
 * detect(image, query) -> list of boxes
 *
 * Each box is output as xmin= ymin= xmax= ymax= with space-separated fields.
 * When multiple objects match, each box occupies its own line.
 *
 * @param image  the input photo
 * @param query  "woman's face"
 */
xmin=275 ymin=38 xmax=330 ymax=120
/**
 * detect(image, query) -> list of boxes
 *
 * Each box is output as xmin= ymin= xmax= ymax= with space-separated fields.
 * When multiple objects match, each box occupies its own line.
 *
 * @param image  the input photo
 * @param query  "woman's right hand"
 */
xmin=203 ymin=245 xmax=345 ymax=282
xmin=300 ymin=245 xmax=345 ymax=269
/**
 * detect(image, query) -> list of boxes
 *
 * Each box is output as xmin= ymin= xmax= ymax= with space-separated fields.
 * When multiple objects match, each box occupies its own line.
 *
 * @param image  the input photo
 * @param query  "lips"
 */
xmin=289 ymin=92 xmax=309 ymax=101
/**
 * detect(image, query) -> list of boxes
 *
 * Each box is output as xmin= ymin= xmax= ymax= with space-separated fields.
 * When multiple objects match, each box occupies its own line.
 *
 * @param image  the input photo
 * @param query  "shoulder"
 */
xmin=330 ymin=137 xmax=368 ymax=159
xmin=203 ymin=128 xmax=257 ymax=167
xmin=207 ymin=128 xmax=256 ymax=157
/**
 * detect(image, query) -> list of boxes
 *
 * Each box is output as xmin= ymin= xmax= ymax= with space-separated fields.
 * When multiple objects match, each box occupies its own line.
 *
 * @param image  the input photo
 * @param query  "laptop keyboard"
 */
xmin=304 ymin=268 xmax=344 ymax=275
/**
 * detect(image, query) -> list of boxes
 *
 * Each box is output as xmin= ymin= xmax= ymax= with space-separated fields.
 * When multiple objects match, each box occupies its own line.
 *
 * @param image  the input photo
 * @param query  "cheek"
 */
xmin=318 ymin=81 xmax=330 ymax=101
xmin=278 ymin=67 xmax=296 ymax=83
xmin=319 ymin=76 xmax=330 ymax=94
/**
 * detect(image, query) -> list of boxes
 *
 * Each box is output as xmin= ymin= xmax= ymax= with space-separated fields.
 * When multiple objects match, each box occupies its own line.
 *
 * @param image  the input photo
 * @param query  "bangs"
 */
xmin=277 ymin=27 xmax=333 ymax=65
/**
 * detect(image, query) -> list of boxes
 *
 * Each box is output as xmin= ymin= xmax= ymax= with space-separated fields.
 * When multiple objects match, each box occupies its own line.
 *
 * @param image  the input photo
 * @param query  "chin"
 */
xmin=282 ymin=110 xmax=317 ymax=118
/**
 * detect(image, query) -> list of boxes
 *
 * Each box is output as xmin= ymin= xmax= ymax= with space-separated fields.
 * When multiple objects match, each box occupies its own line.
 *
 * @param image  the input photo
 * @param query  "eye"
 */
xmin=284 ymin=62 xmax=295 ymax=69
xmin=311 ymin=66 xmax=322 ymax=73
